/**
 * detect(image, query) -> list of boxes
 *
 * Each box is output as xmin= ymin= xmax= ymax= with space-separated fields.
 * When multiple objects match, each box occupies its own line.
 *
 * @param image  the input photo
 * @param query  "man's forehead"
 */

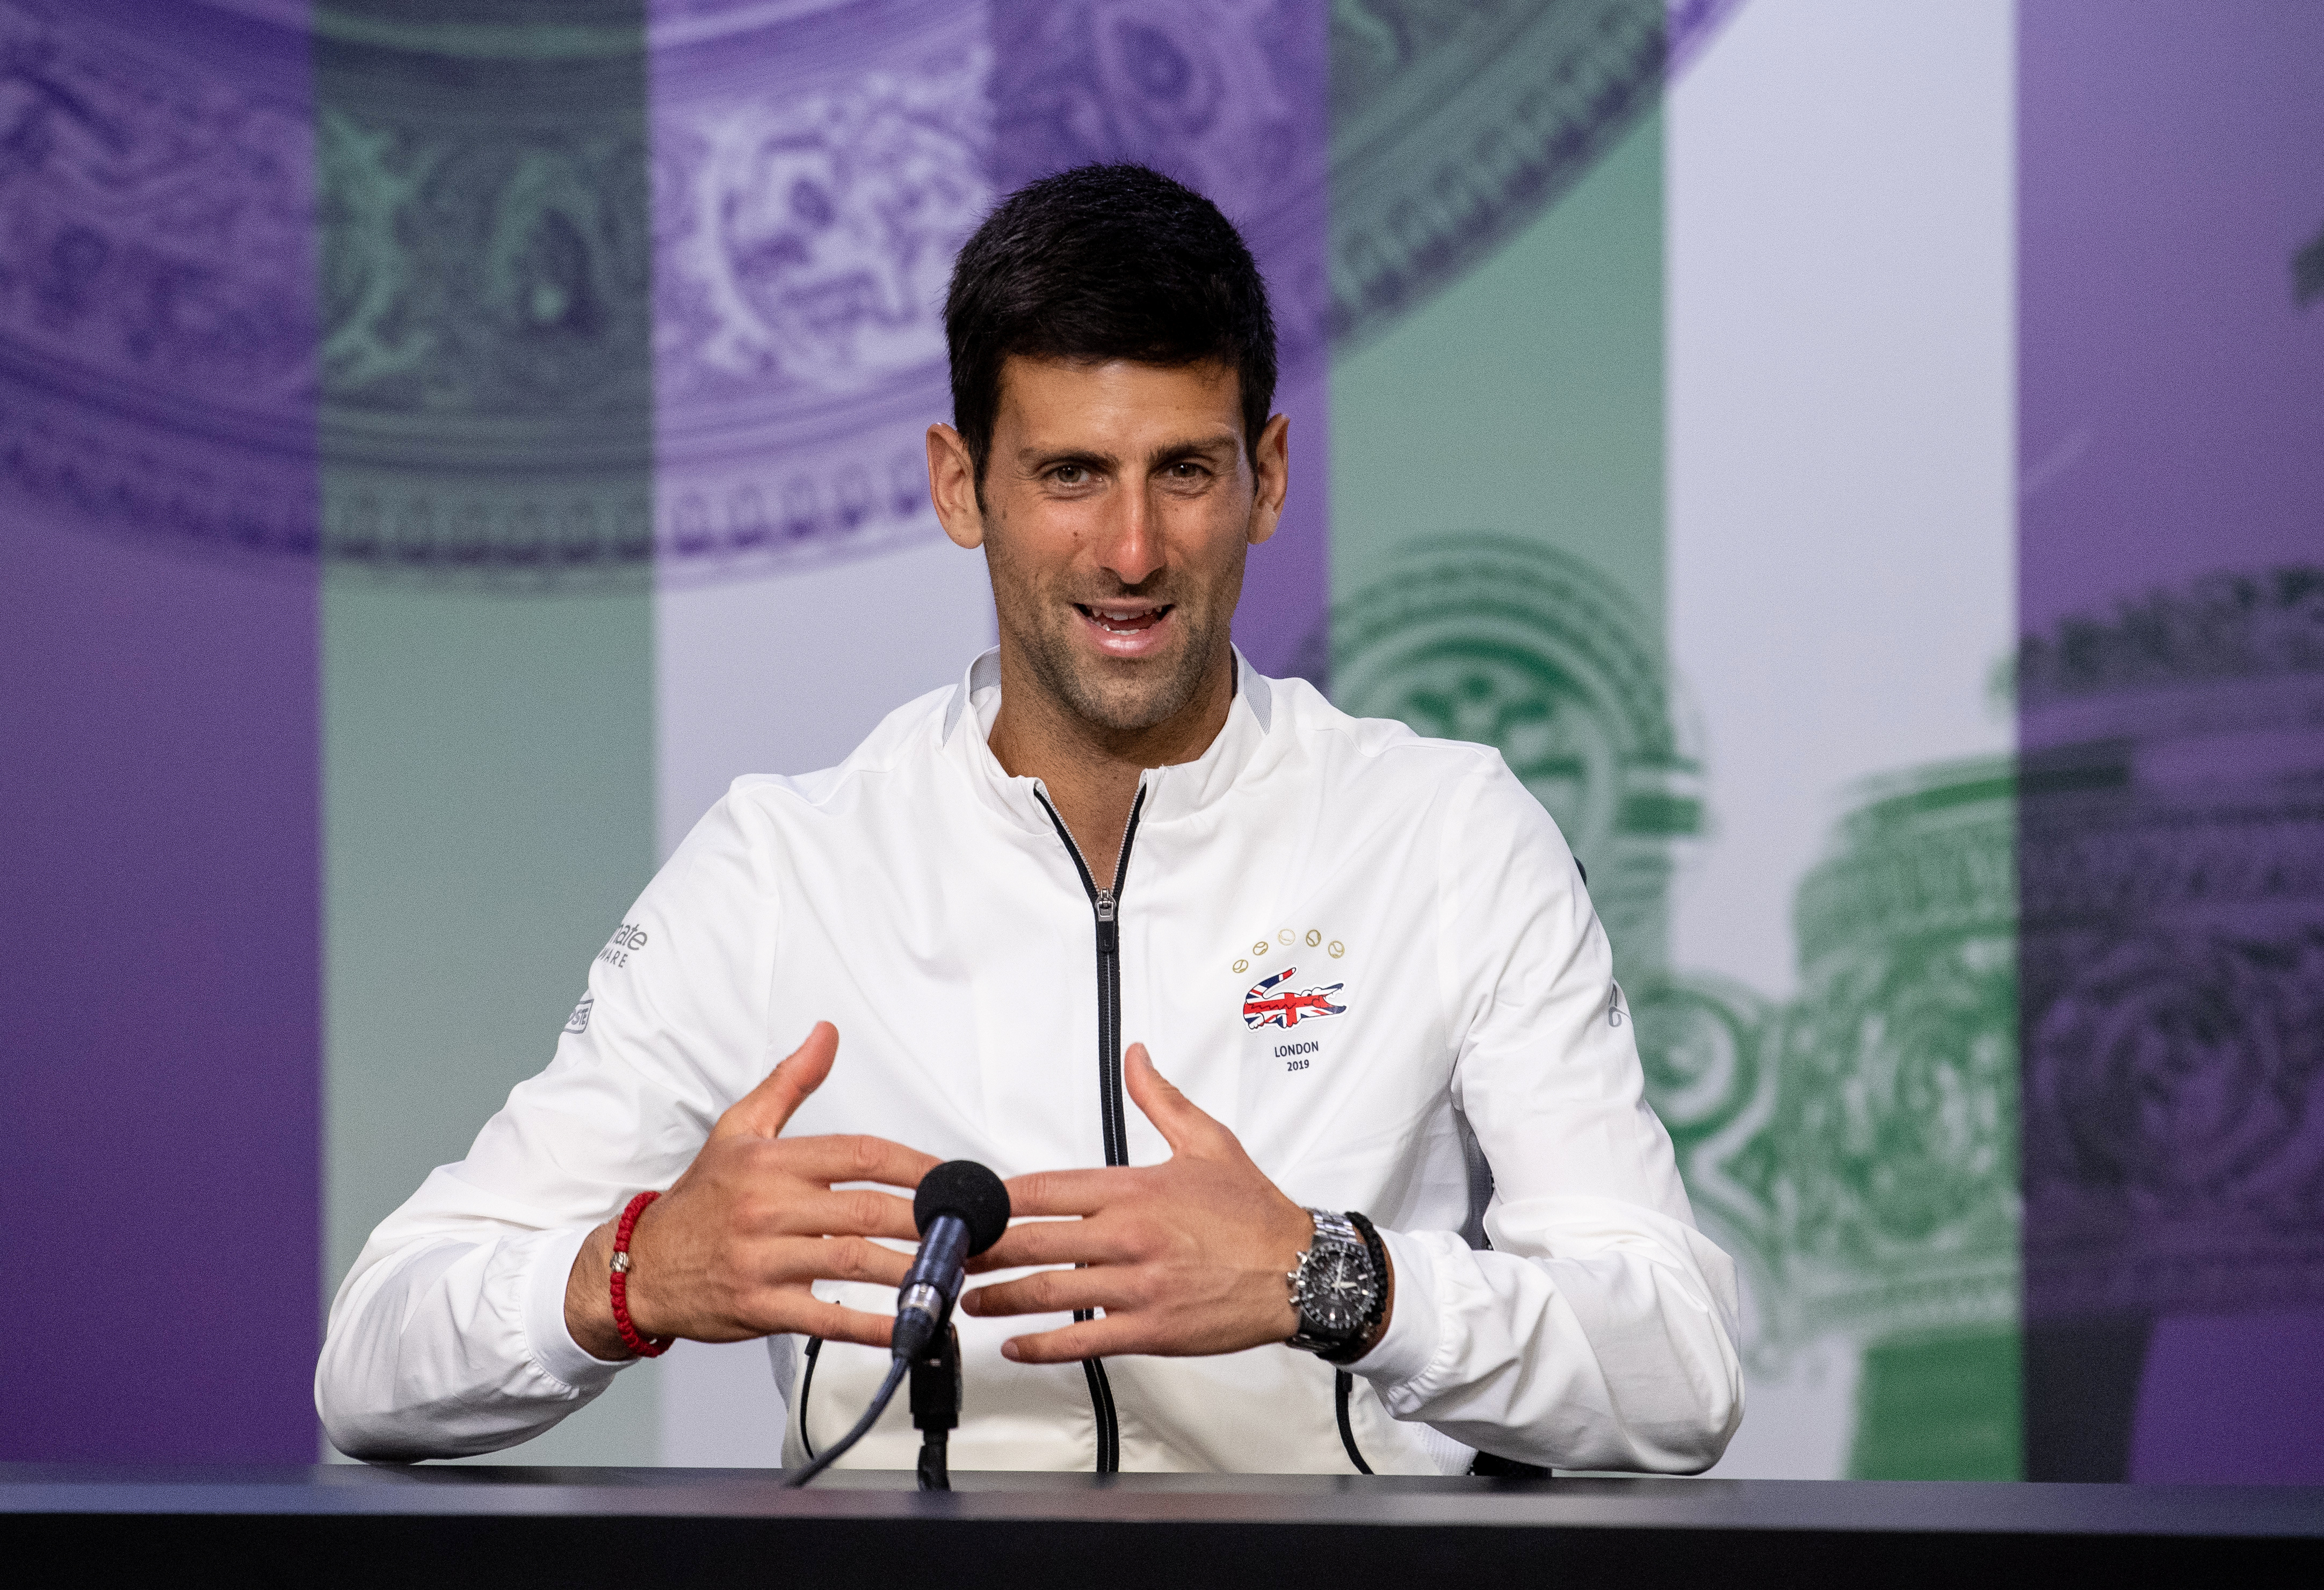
xmin=995 ymin=354 xmax=1243 ymax=449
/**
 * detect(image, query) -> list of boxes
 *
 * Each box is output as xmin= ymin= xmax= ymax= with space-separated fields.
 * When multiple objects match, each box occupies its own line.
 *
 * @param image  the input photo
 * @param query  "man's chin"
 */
xmin=1046 ymin=644 xmax=1213 ymax=736
xmin=1060 ymin=667 xmax=1196 ymax=735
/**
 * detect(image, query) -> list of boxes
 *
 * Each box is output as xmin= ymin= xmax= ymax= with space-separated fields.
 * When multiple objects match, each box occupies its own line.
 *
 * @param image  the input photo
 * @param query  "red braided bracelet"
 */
xmin=608 ymin=1190 xmax=671 ymax=1359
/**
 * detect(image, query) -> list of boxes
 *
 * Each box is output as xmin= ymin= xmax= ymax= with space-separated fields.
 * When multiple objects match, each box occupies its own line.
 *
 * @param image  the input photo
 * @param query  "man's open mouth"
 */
xmin=1075 ymin=602 xmax=1171 ymax=637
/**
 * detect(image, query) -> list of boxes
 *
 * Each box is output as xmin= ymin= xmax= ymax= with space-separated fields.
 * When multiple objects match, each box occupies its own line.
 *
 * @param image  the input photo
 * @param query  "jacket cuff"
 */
xmin=523 ymin=1224 xmax=631 ymax=1391
xmin=1347 ymin=1226 xmax=1444 ymax=1390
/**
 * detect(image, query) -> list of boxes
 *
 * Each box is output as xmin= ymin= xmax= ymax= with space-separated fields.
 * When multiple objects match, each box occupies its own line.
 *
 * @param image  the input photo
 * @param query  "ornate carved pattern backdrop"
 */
xmin=0 ymin=0 xmax=1732 ymax=584
xmin=2020 ymin=568 xmax=2324 ymax=1320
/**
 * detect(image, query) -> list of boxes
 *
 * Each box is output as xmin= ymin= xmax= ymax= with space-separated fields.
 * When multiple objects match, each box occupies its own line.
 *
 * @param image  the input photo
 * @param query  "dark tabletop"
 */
xmin=5 ymin=1467 xmax=2319 ymax=1588
xmin=0 ymin=1464 xmax=2318 ymax=1531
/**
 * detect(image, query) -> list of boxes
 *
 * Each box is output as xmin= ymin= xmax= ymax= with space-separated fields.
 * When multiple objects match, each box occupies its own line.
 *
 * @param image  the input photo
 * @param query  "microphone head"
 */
xmin=914 ymin=1160 xmax=1011 ymax=1254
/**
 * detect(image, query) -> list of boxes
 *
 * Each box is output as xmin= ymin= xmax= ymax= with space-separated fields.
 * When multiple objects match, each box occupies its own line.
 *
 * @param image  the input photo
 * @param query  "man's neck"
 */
xmin=986 ymin=648 xmax=1236 ymax=884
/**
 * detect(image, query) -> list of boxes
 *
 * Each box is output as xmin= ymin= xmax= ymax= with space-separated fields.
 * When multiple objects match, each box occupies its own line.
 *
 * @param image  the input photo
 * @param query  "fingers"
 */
xmin=994 ymin=1316 xmax=1149 ymax=1365
xmin=1001 ymin=1167 xmax=1121 ymax=1218
xmin=725 ymin=1237 xmax=915 ymax=1309
xmin=631 ymin=1237 xmax=917 ymax=1341
xmin=784 ymin=1233 xmax=917 ymax=1289
xmin=971 ymin=1216 xmax=1132 ymax=1272
xmin=961 ymin=1267 xmax=1137 ymax=1320
xmin=723 ymin=1234 xmax=920 ymax=1295
xmin=715 ymin=1022 xmax=839 ymax=1140
xmin=785 ymin=1185 xmax=924 ymax=1243
xmin=1122 ymin=1043 xmax=1230 ymax=1159
xmin=777 ymin=1133 xmax=943 ymax=1191
xmin=790 ymin=1300 xmax=900 ymax=1351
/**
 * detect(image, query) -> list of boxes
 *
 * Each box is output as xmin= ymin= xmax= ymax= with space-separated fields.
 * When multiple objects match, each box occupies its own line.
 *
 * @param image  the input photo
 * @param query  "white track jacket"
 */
xmin=318 ymin=652 xmax=1743 ymax=1473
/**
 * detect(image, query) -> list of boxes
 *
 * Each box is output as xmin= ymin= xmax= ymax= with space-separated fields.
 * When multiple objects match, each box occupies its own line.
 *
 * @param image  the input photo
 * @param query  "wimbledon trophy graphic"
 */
xmin=1338 ymin=545 xmax=2324 ymax=1477
xmin=1334 ymin=534 xmax=2023 ymax=1476
xmin=0 ymin=0 xmax=1715 ymax=584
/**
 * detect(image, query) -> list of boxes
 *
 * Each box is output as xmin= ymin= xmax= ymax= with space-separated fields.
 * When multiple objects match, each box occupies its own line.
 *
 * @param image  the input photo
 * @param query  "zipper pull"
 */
xmin=1095 ymin=888 xmax=1118 ymax=955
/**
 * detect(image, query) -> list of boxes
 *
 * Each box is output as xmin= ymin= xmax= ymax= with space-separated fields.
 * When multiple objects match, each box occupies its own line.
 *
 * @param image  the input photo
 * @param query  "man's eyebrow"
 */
xmin=1015 ymin=445 xmax=1120 ymax=473
xmin=1144 ymin=432 xmax=1241 ymax=466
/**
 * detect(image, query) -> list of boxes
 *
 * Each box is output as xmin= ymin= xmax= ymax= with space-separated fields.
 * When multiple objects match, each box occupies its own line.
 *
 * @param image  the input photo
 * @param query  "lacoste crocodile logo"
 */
xmin=1241 ymin=966 xmax=1347 ymax=1030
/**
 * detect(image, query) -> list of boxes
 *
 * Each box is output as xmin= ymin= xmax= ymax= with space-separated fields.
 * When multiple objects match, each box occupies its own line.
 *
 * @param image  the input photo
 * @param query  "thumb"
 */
xmin=714 ymin=1021 xmax=838 ymax=1141
xmin=1124 ymin=1043 xmax=1229 ymax=1159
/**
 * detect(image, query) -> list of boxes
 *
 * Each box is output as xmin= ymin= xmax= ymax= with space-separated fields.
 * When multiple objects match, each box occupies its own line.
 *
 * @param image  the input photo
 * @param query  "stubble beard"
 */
xmin=1012 ymin=586 xmax=1225 ymax=737
xmin=990 ymin=548 xmax=1236 ymax=740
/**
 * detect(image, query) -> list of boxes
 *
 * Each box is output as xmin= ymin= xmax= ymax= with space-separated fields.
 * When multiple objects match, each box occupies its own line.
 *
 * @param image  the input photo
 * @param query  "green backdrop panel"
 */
xmin=318 ymin=0 xmax=662 ymax=1464
xmin=1329 ymin=110 xmax=1673 ymax=989
xmin=323 ymin=584 xmax=660 ymax=1462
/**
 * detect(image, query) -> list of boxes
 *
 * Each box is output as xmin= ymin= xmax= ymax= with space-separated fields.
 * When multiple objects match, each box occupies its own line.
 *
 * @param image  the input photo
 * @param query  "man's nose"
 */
xmin=1096 ymin=481 xmax=1164 ymax=587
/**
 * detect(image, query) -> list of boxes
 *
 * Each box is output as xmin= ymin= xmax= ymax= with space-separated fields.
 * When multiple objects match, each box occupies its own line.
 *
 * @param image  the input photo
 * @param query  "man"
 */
xmin=317 ymin=165 xmax=1742 ymax=1474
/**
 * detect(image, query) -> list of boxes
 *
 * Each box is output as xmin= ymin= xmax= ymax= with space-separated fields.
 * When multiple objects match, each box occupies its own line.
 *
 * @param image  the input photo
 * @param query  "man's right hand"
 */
xmin=562 ymin=1021 xmax=939 ymax=1360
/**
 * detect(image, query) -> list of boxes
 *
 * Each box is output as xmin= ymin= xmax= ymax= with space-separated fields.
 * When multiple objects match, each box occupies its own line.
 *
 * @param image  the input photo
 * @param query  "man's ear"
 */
xmin=926 ymin=423 xmax=986 ymax=550
xmin=1246 ymin=412 xmax=1290 ymax=547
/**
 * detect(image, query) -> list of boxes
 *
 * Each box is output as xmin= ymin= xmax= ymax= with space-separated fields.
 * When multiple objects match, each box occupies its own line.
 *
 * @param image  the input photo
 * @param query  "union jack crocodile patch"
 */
xmin=1242 ymin=966 xmax=1348 ymax=1030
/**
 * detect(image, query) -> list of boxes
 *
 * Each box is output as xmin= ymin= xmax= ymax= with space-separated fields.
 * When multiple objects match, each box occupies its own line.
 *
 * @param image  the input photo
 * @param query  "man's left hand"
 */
xmin=962 ymin=1043 xmax=1370 ymax=1361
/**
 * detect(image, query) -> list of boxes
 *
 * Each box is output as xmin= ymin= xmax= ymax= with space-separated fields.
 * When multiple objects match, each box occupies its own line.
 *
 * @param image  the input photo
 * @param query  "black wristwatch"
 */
xmin=1285 ymin=1209 xmax=1388 ymax=1363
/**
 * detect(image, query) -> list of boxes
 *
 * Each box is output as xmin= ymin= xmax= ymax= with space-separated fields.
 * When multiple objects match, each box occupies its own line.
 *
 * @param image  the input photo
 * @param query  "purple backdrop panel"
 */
xmin=0 ymin=526 xmax=320 ymax=1463
xmin=2018 ymin=1 xmax=2324 ymax=634
xmin=2019 ymin=0 xmax=2324 ymax=1481
xmin=2131 ymin=1309 xmax=2324 ymax=1483
xmin=0 ymin=0 xmax=320 ymax=1462
xmin=990 ymin=1 xmax=1329 ymax=679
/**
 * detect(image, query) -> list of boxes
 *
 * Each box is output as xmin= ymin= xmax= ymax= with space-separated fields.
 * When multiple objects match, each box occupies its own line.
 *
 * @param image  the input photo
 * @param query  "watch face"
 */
xmin=1302 ymin=1244 xmax=1378 ymax=1336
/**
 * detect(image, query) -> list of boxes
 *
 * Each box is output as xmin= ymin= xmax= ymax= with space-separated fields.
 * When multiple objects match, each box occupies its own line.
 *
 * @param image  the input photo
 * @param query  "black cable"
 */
xmin=797 ymin=1336 xmax=823 ymax=1461
xmin=1335 ymin=1371 xmax=1373 ymax=1475
xmin=1080 ymin=1349 xmax=1119 ymax=1473
xmin=784 ymin=1358 xmax=908 ymax=1488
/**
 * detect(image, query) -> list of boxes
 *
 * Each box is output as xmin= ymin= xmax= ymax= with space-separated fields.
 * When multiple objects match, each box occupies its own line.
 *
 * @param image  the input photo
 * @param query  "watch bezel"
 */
xmin=1286 ymin=1210 xmax=1381 ymax=1355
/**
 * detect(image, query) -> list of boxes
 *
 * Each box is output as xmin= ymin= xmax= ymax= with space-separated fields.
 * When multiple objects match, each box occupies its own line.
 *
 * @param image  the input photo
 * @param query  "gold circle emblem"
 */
xmin=1233 ymin=959 xmax=1249 ymax=973
xmin=1306 ymin=929 xmax=1321 ymax=946
xmin=1278 ymin=929 xmax=1294 ymax=945
xmin=1252 ymin=941 xmax=1269 ymax=956
xmin=1328 ymin=940 xmax=1345 ymax=958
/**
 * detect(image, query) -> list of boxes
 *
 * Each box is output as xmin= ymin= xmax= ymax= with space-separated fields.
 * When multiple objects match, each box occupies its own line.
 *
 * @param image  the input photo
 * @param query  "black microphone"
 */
xmin=893 ymin=1161 xmax=1011 ymax=1362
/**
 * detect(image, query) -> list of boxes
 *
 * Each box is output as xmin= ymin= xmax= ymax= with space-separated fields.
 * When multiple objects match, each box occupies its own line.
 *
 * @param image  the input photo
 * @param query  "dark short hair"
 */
xmin=944 ymin=164 xmax=1277 ymax=489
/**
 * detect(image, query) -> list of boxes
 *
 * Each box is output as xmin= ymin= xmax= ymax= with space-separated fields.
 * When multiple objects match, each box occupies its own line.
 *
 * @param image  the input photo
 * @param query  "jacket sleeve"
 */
xmin=1350 ymin=757 xmax=1745 ymax=1473
xmin=315 ymin=793 xmax=780 ymax=1461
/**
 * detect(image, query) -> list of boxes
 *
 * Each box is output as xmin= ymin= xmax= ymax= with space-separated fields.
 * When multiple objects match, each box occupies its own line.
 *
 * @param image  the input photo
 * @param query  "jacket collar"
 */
xmin=939 ymin=647 xmax=1275 ymax=833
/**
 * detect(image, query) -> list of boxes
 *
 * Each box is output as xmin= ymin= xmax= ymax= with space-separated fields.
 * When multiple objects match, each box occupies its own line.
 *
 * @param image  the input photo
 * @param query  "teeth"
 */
xmin=1081 ymin=604 xmax=1164 ymax=634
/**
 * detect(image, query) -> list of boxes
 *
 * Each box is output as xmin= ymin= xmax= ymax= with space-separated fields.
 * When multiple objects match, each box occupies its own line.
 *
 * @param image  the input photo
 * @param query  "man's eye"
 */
xmin=1053 ymin=465 xmax=1086 ymax=485
xmin=1167 ymin=461 xmax=1205 ymax=480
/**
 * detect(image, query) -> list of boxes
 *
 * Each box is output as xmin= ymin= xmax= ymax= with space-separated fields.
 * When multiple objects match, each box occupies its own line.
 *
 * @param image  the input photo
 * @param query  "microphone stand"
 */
xmin=909 ymin=1324 xmax=961 ymax=1491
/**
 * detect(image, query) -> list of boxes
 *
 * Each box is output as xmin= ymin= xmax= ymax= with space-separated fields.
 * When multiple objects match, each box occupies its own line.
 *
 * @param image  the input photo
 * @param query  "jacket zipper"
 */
xmin=1032 ymin=780 xmax=1148 ymax=1475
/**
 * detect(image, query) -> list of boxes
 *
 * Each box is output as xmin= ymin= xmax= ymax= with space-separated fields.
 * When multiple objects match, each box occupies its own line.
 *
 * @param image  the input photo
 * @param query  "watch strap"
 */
xmin=1307 ymin=1210 xmax=1362 ymax=1253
